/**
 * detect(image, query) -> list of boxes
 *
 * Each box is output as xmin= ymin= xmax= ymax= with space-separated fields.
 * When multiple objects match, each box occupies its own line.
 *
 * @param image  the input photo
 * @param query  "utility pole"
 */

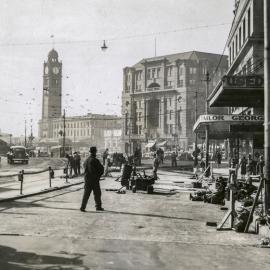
xmin=204 ymin=72 xmax=211 ymax=177
xmin=9 ymin=134 xmax=12 ymax=146
xmin=24 ymin=120 xmax=27 ymax=147
xmin=194 ymin=90 xmax=198 ymax=167
xmin=63 ymin=109 xmax=66 ymax=157
xmin=154 ymin=37 xmax=157 ymax=57
xmin=264 ymin=0 xmax=270 ymax=212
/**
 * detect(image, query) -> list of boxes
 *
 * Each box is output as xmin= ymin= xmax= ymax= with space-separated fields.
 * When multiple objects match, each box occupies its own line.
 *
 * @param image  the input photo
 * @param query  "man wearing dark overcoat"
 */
xmin=80 ymin=146 xmax=104 ymax=212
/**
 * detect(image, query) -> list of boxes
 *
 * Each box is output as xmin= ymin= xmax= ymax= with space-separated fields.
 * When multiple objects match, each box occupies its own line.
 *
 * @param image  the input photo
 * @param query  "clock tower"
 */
xmin=42 ymin=49 xmax=62 ymax=119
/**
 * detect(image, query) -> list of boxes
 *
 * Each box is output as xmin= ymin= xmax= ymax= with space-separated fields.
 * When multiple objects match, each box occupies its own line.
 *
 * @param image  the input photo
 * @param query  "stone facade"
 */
xmin=122 ymin=51 xmax=228 ymax=153
xmin=228 ymin=0 xmax=264 ymax=115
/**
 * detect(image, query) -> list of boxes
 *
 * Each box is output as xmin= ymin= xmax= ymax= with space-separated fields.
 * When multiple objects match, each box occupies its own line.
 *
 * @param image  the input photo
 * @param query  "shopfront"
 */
xmin=193 ymin=114 xmax=264 ymax=160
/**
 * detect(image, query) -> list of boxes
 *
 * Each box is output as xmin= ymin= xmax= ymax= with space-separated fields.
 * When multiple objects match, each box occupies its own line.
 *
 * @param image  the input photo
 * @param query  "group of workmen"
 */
xmin=66 ymin=152 xmax=81 ymax=177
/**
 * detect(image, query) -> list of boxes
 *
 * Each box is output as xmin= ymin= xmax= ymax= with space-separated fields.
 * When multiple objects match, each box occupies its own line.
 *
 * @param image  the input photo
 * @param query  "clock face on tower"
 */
xmin=44 ymin=66 xmax=49 ymax=74
xmin=52 ymin=67 xmax=59 ymax=74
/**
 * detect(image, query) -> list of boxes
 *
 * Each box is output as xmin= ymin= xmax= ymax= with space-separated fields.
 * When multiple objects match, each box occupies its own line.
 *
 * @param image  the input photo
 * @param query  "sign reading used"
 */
xmin=222 ymin=75 xmax=264 ymax=88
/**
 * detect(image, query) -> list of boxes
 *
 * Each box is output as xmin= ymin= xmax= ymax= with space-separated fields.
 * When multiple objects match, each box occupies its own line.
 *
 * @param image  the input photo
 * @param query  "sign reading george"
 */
xmin=199 ymin=114 xmax=264 ymax=123
xmin=222 ymin=75 xmax=264 ymax=88
xmin=193 ymin=114 xmax=264 ymax=132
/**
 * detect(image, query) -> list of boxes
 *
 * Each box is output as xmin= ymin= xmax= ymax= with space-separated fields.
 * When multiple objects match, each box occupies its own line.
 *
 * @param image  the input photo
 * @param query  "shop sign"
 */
xmin=198 ymin=114 xmax=264 ymax=123
xmin=222 ymin=75 xmax=264 ymax=88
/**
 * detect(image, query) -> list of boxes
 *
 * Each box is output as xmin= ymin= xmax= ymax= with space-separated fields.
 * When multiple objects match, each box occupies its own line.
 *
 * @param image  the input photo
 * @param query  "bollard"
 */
xmin=18 ymin=170 xmax=24 ymax=195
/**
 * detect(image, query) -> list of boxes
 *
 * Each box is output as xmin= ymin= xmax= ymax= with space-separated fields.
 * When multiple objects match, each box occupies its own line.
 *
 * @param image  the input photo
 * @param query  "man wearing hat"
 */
xmin=80 ymin=146 xmax=104 ymax=211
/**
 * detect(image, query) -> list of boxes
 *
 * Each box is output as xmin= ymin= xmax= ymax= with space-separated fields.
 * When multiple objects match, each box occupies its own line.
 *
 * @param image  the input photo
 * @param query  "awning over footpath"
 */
xmin=209 ymin=75 xmax=264 ymax=107
xmin=145 ymin=141 xmax=156 ymax=148
xmin=193 ymin=114 xmax=264 ymax=139
xmin=156 ymin=141 xmax=167 ymax=147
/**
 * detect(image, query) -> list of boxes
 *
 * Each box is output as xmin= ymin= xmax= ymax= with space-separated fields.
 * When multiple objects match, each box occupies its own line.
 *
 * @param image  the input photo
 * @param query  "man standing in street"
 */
xmin=103 ymin=148 xmax=109 ymax=165
xmin=171 ymin=152 xmax=177 ymax=167
xmin=74 ymin=152 xmax=81 ymax=176
xmin=80 ymin=146 xmax=104 ymax=212
xmin=153 ymin=153 xmax=160 ymax=180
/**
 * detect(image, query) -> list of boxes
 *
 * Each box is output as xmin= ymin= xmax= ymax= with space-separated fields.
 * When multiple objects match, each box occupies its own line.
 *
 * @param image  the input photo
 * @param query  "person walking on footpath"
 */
xmin=153 ymin=153 xmax=160 ymax=180
xmin=103 ymin=148 xmax=109 ymax=165
xmin=171 ymin=152 xmax=177 ymax=167
xmin=72 ymin=152 xmax=78 ymax=176
xmin=74 ymin=152 xmax=81 ymax=176
xmin=80 ymin=146 xmax=104 ymax=212
xmin=247 ymin=154 xmax=254 ymax=176
xmin=256 ymin=155 xmax=265 ymax=178
xmin=240 ymin=156 xmax=247 ymax=180
xmin=67 ymin=153 xmax=75 ymax=177
xmin=216 ymin=151 xmax=222 ymax=168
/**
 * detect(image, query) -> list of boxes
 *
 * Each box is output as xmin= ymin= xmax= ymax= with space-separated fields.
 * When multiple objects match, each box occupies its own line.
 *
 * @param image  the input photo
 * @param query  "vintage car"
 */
xmin=7 ymin=146 xmax=29 ymax=164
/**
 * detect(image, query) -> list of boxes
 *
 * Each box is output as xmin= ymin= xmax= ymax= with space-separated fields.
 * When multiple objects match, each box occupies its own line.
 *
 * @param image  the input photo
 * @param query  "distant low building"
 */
xmin=104 ymin=128 xmax=122 ymax=153
xmin=38 ymin=113 xmax=122 ymax=152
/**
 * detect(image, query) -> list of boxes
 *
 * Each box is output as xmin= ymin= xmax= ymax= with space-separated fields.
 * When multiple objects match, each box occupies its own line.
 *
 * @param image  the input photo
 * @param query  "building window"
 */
xmin=138 ymin=112 xmax=142 ymax=122
xmin=189 ymin=79 xmax=195 ymax=85
xmin=178 ymin=67 xmax=183 ymax=76
xmin=242 ymin=64 xmax=247 ymax=75
xmin=248 ymin=8 xmax=251 ymax=37
xmin=152 ymin=68 xmax=155 ymax=78
xmin=136 ymin=71 xmax=142 ymax=81
xmin=243 ymin=18 xmax=246 ymax=41
xmin=202 ymin=67 xmax=207 ymax=75
xmin=147 ymin=69 xmax=151 ymax=79
xmin=157 ymin=68 xmax=161 ymax=78
xmin=239 ymin=26 xmax=242 ymax=48
xmin=178 ymin=80 xmax=184 ymax=87
xmin=189 ymin=67 xmax=197 ymax=74
xmin=229 ymin=47 xmax=232 ymax=65
xmin=166 ymin=66 xmax=173 ymax=77
xmin=169 ymin=110 xmax=172 ymax=120
xmin=232 ymin=41 xmax=235 ymax=60
xmin=235 ymin=35 xmax=238 ymax=54
xmin=165 ymin=81 xmax=173 ymax=88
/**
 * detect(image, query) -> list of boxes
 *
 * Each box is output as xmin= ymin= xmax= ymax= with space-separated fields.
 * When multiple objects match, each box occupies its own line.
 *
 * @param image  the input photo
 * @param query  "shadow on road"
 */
xmin=0 ymin=201 xmax=40 ymax=213
xmin=0 ymin=245 xmax=89 ymax=270
xmin=35 ymin=204 xmax=195 ymax=221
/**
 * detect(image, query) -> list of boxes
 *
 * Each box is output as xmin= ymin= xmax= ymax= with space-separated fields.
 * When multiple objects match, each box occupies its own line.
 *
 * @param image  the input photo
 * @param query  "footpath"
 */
xmin=0 ymin=160 xmax=229 ymax=203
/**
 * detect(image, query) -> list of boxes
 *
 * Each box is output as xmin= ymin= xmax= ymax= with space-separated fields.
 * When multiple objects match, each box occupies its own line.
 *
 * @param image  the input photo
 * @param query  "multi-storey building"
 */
xmin=38 ymin=49 xmax=122 ymax=152
xmin=122 ymin=51 xmax=228 ymax=153
xmin=208 ymin=0 xmax=264 ymax=157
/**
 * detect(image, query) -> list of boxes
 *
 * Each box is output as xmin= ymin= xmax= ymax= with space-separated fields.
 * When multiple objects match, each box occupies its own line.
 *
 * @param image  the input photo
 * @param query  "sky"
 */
xmin=0 ymin=0 xmax=235 ymax=137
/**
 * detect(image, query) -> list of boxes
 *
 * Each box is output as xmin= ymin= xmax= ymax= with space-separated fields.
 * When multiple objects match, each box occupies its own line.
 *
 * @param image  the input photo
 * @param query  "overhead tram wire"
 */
xmin=0 ymin=22 xmax=231 ymax=48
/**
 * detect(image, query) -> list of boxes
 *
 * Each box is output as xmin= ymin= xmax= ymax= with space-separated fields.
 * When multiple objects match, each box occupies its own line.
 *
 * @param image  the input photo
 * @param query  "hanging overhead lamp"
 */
xmin=101 ymin=40 xmax=108 ymax=51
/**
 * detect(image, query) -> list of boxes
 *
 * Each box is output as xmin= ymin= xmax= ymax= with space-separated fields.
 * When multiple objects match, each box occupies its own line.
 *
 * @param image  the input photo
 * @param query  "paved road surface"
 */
xmin=0 ymin=170 xmax=269 ymax=270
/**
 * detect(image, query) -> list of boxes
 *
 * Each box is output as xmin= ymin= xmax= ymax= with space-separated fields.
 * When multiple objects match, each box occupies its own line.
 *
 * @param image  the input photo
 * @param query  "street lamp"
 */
xmin=101 ymin=40 xmax=108 ymax=51
xmin=203 ymin=72 xmax=211 ymax=177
